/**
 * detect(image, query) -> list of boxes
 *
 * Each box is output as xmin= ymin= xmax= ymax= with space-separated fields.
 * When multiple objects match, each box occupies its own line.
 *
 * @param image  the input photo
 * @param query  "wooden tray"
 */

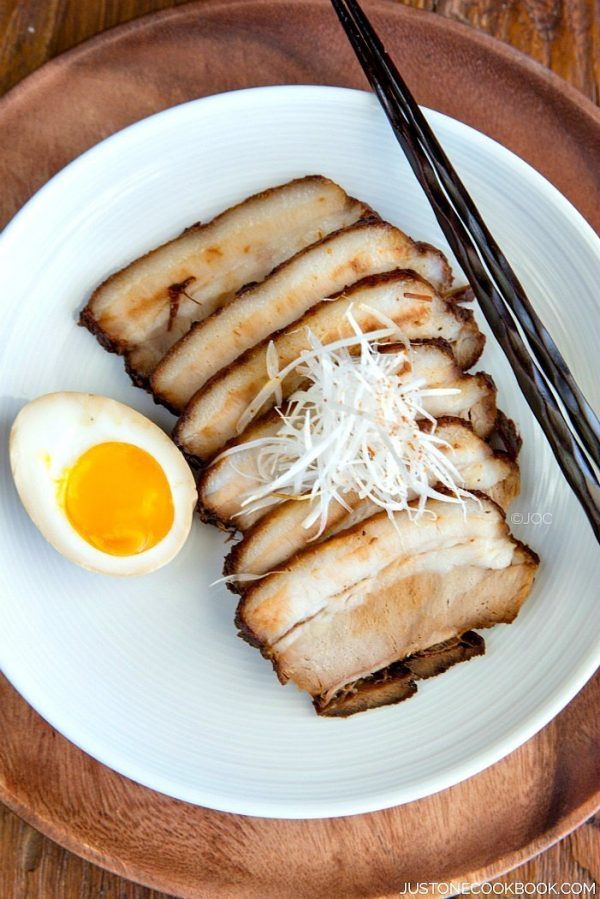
xmin=0 ymin=2 xmax=598 ymax=895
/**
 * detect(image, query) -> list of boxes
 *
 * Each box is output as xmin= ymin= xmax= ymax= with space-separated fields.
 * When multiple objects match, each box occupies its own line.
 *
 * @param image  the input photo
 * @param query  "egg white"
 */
xmin=9 ymin=392 xmax=197 ymax=576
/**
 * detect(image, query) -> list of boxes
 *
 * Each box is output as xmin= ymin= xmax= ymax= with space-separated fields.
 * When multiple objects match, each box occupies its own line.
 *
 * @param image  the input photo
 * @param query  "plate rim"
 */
xmin=0 ymin=687 xmax=596 ymax=895
xmin=0 ymin=681 xmax=596 ymax=896
xmin=1 ymin=84 xmax=599 ymax=820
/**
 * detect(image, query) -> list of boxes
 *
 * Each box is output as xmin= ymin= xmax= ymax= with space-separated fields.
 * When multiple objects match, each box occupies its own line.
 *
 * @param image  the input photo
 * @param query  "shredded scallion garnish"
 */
xmin=217 ymin=307 xmax=472 ymax=535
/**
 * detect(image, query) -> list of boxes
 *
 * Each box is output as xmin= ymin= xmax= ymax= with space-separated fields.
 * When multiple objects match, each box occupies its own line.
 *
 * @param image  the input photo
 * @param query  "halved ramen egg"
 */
xmin=9 ymin=393 xmax=197 ymax=576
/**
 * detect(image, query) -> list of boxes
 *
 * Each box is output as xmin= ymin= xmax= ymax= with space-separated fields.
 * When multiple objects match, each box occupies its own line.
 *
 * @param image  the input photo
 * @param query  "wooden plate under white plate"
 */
xmin=0 ymin=1 xmax=598 ymax=895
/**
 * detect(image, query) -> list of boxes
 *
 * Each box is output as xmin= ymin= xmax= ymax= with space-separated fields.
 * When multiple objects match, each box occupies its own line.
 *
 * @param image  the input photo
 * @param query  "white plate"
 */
xmin=0 ymin=86 xmax=598 ymax=819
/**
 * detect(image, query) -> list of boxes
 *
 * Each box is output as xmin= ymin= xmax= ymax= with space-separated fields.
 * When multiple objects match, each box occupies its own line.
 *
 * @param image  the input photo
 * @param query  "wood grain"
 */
xmin=0 ymin=670 xmax=598 ymax=898
xmin=0 ymin=0 xmax=597 ymax=100
xmin=0 ymin=1 xmax=598 ymax=897
xmin=1 ymin=800 xmax=597 ymax=898
xmin=0 ymin=805 xmax=176 ymax=899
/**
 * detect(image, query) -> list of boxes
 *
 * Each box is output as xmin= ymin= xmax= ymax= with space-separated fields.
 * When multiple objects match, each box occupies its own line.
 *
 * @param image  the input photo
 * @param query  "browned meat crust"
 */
xmin=152 ymin=222 xmax=455 ymax=414
xmin=234 ymin=494 xmax=538 ymax=702
xmin=222 ymin=416 xmax=521 ymax=588
xmin=195 ymin=340 xmax=499 ymax=530
xmin=317 ymin=662 xmax=417 ymax=716
xmin=174 ymin=276 xmax=485 ymax=462
xmin=493 ymin=409 xmax=523 ymax=459
xmin=443 ymin=284 xmax=476 ymax=304
xmin=79 ymin=305 xmax=125 ymax=355
xmin=80 ymin=175 xmax=376 ymax=382
xmin=315 ymin=632 xmax=485 ymax=716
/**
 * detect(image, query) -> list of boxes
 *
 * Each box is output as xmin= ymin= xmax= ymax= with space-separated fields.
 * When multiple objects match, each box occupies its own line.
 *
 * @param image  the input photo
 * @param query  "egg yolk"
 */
xmin=61 ymin=442 xmax=174 ymax=556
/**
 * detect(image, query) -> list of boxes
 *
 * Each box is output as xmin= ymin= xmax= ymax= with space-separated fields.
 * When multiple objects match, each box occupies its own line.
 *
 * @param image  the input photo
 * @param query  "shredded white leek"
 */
xmin=210 ymin=571 xmax=284 ymax=587
xmin=218 ymin=308 xmax=473 ymax=535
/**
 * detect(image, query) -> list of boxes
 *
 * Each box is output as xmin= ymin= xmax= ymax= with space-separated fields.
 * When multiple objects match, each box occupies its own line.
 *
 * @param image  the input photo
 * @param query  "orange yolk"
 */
xmin=61 ymin=442 xmax=174 ymax=556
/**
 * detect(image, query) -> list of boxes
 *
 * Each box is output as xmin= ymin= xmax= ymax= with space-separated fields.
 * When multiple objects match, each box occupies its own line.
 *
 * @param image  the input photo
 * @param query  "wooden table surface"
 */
xmin=0 ymin=0 xmax=598 ymax=896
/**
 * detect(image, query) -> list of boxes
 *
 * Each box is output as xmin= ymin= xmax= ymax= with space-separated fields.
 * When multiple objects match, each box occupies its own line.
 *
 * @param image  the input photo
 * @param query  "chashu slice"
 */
xmin=225 ymin=417 xmax=520 ymax=581
xmin=79 ymin=176 xmax=373 ymax=383
xmin=197 ymin=340 xmax=498 ymax=528
xmin=238 ymin=495 xmax=523 ymax=648
xmin=151 ymin=220 xmax=453 ymax=411
xmin=174 ymin=271 xmax=484 ymax=460
xmin=237 ymin=496 xmax=538 ymax=701
xmin=316 ymin=631 xmax=486 ymax=717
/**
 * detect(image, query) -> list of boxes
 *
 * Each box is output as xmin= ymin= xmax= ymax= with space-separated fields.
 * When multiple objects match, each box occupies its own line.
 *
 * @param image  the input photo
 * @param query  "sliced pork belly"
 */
xmin=197 ymin=413 xmax=281 ymax=529
xmin=238 ymin=496 xmax=531 ymax=649
xmin=151 ymin=221 xmax=453 ymax=410
xmin=225 ymin=418 xmax=520 ymax=580
xmin=197 ymin=341 xmax=498 ymax=527
xmin=316 ymin=631 xmax=485 ymax=717
xmin=319 ymin=658 xmax=418 ymax=716
xmin=80 ymin=176 xmax=372 ymax=382
xmin=237 ymin=497 xmax=538 ymax=701
xmin=174 ymin=272 xmax=483 ymax=459
xmin=276 ymin=543 xmax=536 ymax=702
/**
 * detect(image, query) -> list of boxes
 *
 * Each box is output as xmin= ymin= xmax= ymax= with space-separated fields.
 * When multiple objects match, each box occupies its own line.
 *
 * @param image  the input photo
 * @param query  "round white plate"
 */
xmin=0 ymin=86 xmax=598 ymax=819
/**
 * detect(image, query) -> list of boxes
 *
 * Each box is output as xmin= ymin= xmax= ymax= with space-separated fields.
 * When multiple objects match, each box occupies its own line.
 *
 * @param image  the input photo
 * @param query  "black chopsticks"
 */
xmin=331 ymin=0 xmax=600 ymax=542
